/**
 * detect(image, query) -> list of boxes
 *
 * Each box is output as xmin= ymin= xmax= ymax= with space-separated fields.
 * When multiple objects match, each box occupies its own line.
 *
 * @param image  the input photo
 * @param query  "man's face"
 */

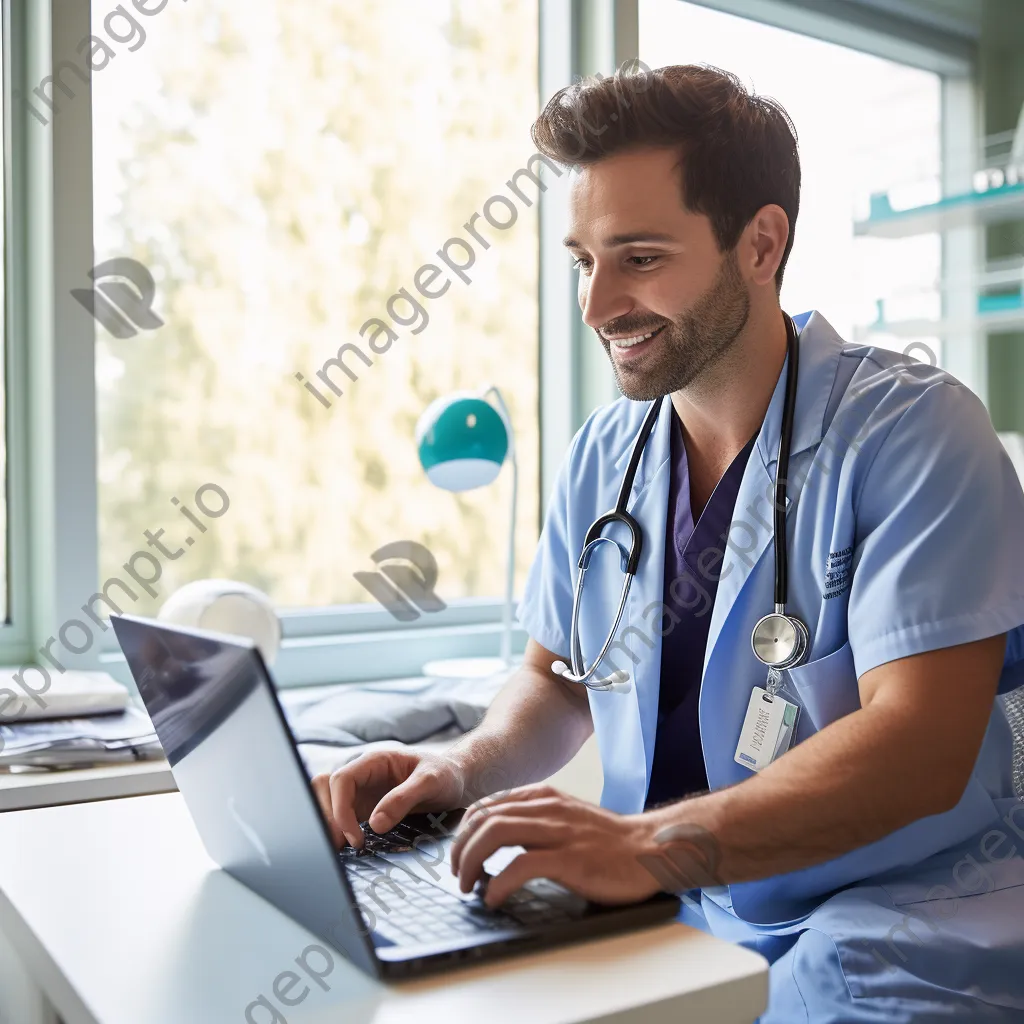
xmin=565 ymin=146 xmax=750 ymax=401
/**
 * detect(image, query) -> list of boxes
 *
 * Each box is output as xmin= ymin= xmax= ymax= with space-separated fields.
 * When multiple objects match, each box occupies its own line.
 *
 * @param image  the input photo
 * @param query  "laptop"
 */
xmin=111 ymin=614 xmax=680 ymax=979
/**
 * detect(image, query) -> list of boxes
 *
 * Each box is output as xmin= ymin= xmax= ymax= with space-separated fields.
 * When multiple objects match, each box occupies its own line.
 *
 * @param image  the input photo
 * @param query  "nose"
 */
xmin=579 ymin=263 xmax=634 ymax=336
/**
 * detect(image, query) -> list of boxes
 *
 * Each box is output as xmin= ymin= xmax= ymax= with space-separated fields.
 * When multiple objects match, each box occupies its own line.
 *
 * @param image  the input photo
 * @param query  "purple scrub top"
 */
xmin=644 ymin=410 xmax=759 ymax=809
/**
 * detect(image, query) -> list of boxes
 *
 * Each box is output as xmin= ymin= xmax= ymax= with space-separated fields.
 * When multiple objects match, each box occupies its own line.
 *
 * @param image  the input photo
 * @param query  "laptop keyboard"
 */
xmin=343 ymin=854 xmax=580 ymax=947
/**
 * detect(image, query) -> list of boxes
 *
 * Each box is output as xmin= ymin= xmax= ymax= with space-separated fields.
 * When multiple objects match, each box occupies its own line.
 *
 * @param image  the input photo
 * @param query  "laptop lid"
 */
xmin=111 ymin=613 xmax=379 ymax=976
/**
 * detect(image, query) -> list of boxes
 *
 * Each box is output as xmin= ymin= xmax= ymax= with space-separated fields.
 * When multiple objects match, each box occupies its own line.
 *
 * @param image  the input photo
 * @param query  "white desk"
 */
xmin=0 ymin=793 xmax=769 ymax=1024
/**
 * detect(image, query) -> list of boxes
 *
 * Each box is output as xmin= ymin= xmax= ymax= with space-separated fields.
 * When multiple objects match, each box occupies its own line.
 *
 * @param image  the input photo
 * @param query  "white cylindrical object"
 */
xmin=158 ymin=579 xmax=282 ymax=666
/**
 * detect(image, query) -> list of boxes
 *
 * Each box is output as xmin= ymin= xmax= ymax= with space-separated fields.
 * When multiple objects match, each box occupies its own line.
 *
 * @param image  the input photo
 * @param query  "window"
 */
xmin=9 ymin=0 xmax=962 ymax=683
xmin=639 ymin=0 xmax=943 ymax=365
xmin=91 ymin=0 xmax=541 ymax=619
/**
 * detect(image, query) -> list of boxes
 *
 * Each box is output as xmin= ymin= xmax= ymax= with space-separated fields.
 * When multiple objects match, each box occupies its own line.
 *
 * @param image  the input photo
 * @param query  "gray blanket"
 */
xmin=284 ymin=671 xmax=510 ymax=747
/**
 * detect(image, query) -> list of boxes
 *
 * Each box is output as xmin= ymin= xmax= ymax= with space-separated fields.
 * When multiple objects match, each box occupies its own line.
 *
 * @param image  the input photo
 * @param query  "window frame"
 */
xmin=685 ymin=0 xmax=975 ymax=76
xmin=1 ymin=0 xmax=51 ymax=664
xmin=0 ymin=0 xmax=28 ymax=650
xmin=0 ymin=0 xmax=100 ymax=675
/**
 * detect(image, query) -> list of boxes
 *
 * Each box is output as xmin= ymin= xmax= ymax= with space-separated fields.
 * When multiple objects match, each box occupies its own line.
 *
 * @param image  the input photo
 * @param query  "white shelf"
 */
xmin=854 ymin=183 xmax=1024 ymax=238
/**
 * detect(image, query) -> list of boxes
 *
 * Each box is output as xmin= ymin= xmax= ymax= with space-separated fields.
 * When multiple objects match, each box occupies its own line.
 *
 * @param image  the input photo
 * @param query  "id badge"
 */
xmin=733 ymin=687 xmax=800 ymax=772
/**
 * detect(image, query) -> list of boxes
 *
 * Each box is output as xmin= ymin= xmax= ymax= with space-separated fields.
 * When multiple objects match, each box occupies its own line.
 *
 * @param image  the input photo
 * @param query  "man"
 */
xmin=314 ymin=65 xmax=1024 ymax=1021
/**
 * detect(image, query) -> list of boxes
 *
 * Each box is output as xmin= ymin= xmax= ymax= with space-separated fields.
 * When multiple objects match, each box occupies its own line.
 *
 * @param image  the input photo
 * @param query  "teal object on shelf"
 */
xmin=978 ymin=290 xmax=1023 ymax=315
xmin=416 ymin=392 xmax=510 ymax=491
xmin=868 ymin=192 xmax=894 ymax=220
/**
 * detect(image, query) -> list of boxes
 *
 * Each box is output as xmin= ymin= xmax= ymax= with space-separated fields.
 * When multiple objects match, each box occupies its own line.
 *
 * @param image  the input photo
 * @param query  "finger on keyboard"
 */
xmin=357 ymin=821 xmax=415 ymax=855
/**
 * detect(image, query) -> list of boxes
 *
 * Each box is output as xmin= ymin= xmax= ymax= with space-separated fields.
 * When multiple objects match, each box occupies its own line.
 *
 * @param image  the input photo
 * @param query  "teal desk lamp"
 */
xmin=415 ymin=385 xmax=517 ymax=678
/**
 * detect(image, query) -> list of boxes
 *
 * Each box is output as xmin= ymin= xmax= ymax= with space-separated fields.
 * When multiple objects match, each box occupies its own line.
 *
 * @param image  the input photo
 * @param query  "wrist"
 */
xmin=440 ymin=736 xmax=507 ymax=805
xmin=629 ymin=802 xmax=725 ymax=892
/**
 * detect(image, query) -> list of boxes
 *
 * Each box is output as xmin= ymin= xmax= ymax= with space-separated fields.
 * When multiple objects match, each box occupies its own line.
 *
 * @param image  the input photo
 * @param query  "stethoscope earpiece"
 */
xmin=591 ymin=669 xmax=632 ymax=693
xmin=551 ymin=661 xmax=632 ymax=694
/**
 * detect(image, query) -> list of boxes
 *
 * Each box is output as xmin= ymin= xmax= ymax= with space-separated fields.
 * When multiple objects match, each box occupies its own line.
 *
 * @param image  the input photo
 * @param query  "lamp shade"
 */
xmin=415 ymin=392 xmax=509 ymax=492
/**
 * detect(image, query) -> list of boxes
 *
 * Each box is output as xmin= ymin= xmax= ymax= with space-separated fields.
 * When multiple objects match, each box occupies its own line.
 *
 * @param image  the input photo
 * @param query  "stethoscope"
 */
xmin=551 ymin=312 xmax=809 ymax=693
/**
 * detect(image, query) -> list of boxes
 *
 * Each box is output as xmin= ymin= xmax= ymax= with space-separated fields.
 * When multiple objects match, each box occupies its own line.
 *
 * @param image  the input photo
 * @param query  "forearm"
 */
xmin=647 ymin=701 xmax=960 ymax=884
xmin=446 ymin=664 xmax=593 ymax=800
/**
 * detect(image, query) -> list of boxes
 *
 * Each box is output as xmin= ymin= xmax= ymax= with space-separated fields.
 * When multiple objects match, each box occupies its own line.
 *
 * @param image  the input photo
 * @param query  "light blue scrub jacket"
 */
xmin=518 ymin=310 xmax=1024 ymax=1021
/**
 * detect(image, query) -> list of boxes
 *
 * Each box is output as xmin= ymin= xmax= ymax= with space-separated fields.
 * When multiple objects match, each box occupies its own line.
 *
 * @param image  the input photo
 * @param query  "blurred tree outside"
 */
xmin=92 ymin=0 xmax=541 ymax=616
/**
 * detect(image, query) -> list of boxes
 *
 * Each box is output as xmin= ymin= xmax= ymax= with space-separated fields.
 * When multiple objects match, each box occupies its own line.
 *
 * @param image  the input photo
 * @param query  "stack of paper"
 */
xmin=0 ymin=669 xmax=131 ymax=722
xmin=0 ymin=707 xmax=163 ymax=769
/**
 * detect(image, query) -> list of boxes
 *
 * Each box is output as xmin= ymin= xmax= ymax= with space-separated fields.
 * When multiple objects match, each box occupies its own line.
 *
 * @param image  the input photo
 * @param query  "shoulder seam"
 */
xmin=852 ymin=378 xmax=962 ymax=518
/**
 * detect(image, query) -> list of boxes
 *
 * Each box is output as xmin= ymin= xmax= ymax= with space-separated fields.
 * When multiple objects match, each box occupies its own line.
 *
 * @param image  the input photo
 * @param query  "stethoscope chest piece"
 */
xmin=751 ymin=611 xmax=809 ymax=670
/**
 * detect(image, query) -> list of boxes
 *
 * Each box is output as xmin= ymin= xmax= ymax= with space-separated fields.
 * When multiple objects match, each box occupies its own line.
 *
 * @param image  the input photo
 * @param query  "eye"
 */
xmin=571 ymin=254 xmax=661 ymax=274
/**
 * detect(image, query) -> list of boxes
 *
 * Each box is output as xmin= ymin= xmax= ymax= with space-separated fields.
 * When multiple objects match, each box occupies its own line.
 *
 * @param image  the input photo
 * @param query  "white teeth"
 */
xmin=612 ymin=328 xmax=660 ymax=348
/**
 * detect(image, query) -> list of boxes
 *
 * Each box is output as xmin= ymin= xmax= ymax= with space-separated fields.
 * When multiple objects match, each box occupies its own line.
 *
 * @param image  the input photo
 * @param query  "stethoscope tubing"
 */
xmin=556 ymin=398 xmax=662 ymax=686
xmin=566 ymin=562 xmax=633 ymax=685
xmin=772 ymin=311 xmax=801 ymax=609
xmin=557 ymin=312 xmax=808 ymax=690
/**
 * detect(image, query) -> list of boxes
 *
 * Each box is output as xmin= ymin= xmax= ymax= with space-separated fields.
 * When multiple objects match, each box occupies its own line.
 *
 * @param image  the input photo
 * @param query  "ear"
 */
xmin=740 ymin=204 xmax=790 ymax=288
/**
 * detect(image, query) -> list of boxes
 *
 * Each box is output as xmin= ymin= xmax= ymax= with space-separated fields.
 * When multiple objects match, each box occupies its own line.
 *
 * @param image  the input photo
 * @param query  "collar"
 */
xmin=754 ymin=309 xmax=845 ymax=473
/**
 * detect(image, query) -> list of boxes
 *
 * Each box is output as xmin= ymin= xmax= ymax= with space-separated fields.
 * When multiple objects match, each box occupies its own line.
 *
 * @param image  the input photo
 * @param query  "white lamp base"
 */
xmin=420 ymin=656 xmax=517 ymax=679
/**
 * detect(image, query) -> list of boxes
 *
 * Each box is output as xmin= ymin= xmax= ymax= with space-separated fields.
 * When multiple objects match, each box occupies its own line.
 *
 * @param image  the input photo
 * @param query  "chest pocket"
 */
xmin=784 ymin=640 xmax=860 ymax=733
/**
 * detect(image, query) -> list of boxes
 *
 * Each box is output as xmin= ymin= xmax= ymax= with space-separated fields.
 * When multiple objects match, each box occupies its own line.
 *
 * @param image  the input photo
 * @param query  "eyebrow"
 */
xmin=562 ymin=231 xmax=678 ymax=250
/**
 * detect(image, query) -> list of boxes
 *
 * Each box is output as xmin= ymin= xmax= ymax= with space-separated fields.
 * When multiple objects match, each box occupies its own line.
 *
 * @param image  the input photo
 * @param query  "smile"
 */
xmin=609 ymin=324 xmax=667 ymax=350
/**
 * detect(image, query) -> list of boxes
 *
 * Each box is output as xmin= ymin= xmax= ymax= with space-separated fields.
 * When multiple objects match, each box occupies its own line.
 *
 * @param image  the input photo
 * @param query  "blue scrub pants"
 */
xmin=680 ymin=805 xmax=1024 ymax=1022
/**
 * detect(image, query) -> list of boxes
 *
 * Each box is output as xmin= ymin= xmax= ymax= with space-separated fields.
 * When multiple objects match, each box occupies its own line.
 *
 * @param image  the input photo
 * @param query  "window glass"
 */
xmin=639 ymin=0 xmax=942 ymax=363
xmin=92 ymin=0 xmax=540 ymax=615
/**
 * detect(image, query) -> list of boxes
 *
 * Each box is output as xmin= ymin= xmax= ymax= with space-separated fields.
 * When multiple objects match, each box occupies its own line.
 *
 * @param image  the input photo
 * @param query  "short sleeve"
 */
xmin=848 ymin=380 xmax=1024 ymax=678
xmin=515 ymin=432 xmax=582 ymax=659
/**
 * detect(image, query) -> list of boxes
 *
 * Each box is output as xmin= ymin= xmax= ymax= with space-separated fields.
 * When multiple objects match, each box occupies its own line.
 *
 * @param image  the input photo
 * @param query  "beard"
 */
xmin=603 ymin=247 xmax=750 ymax=401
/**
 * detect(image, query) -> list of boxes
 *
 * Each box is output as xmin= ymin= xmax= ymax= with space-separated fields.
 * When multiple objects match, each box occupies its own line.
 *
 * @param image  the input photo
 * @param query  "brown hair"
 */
xmin=530 ymin=62 xmax=801 ymax=293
